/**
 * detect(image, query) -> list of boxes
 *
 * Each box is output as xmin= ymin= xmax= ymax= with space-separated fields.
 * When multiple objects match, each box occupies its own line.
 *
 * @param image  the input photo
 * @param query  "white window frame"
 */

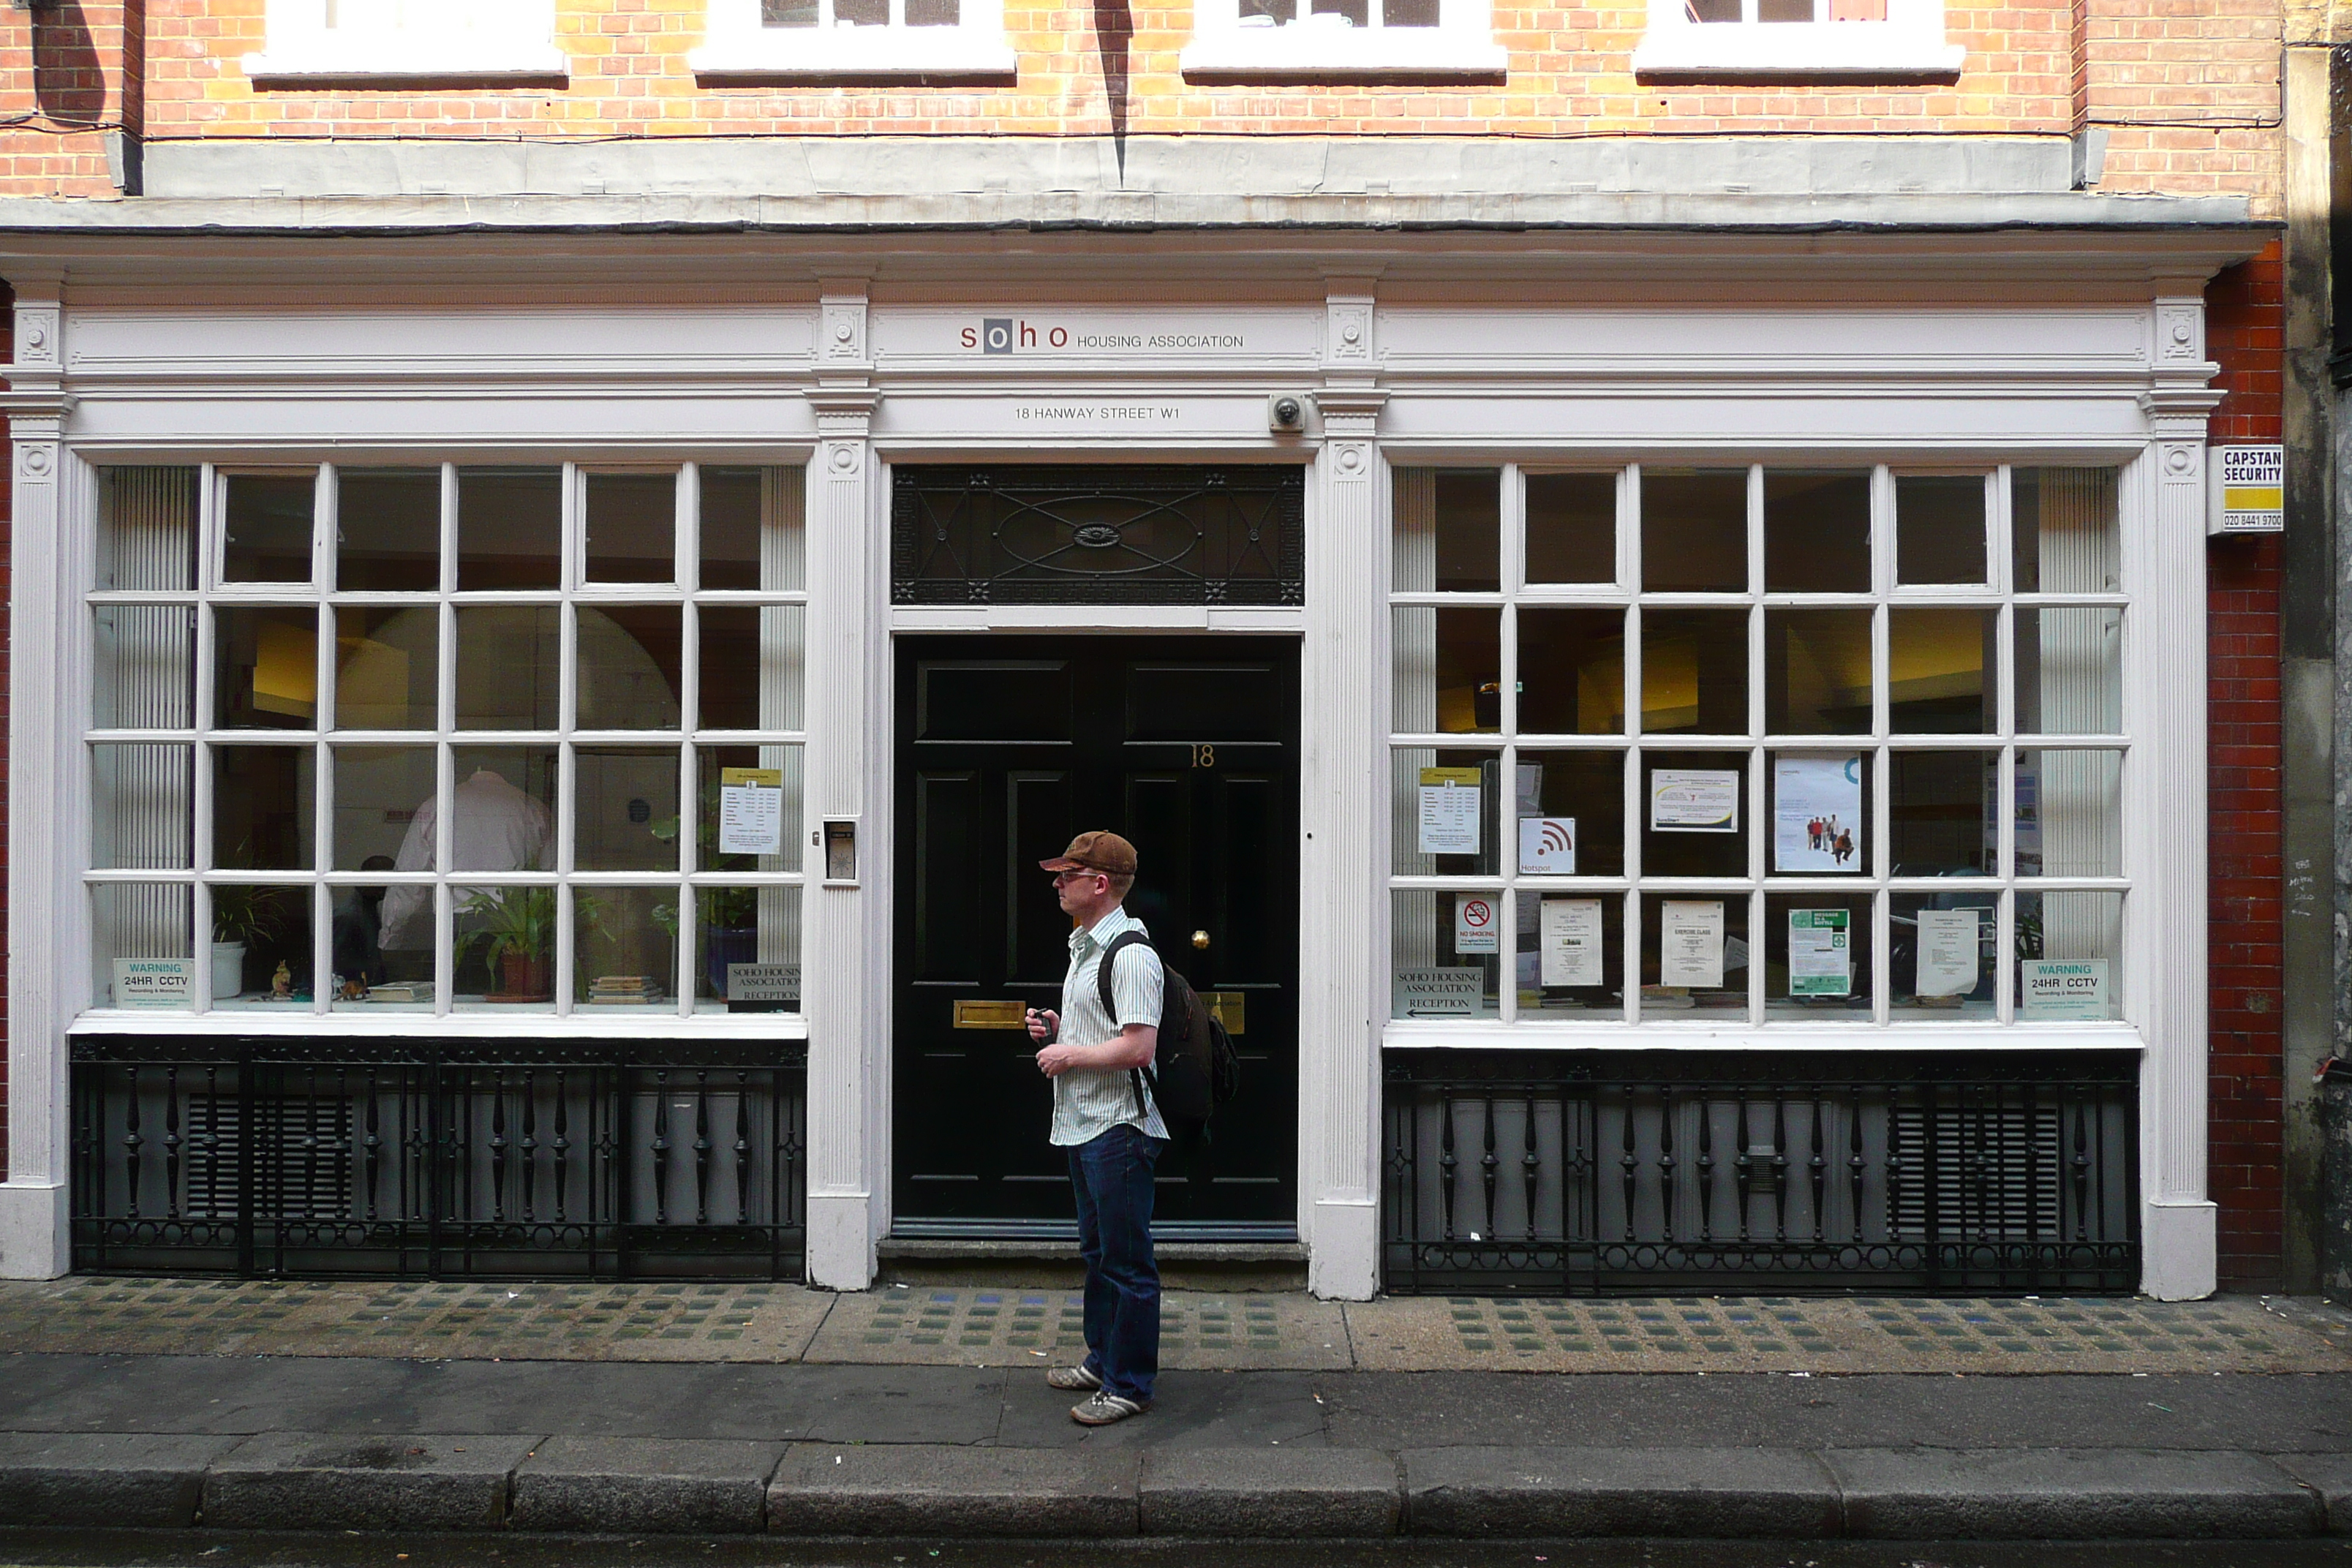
xmin=1632 ymin=0 xmax=1964 ymax=79
xmin=690 ymin=0 xmax=1017 ymax=79
xmin=81 ymin=459 xmax=811 ymax=1033
xmin=1179 ymin=0 xmax=1507 ymax=79
xmin=1382 ymin=459 xmax=2136 ymax=1049
xmin=243 ymin=0 xmax=568 ymax=82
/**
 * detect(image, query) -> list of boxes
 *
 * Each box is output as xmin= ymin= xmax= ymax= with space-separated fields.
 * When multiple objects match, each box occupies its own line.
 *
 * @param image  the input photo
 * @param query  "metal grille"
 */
xmin=1382 ymin=1051 xmax=2138 ymax=1295
xmin=891 ymin=466 xmax=1305 ymax=606
xmin=71 ymin=1039 xmax=808 ymax=1281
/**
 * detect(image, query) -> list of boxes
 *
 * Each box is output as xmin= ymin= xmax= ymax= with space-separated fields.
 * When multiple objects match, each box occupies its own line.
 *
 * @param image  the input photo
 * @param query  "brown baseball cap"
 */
xmin=1039 ymin=829 xmax=1138 ymax=877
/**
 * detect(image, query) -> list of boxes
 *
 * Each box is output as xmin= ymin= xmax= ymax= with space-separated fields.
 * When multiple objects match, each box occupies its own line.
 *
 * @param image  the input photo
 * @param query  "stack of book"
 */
xmin=588 ymin=975 xmax=667 ymax=1006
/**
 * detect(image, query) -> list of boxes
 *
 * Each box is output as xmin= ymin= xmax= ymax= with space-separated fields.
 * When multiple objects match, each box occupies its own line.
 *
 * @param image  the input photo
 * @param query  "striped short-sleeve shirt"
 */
xmin=1051 ymin=906 xmax=1168 ymax=1147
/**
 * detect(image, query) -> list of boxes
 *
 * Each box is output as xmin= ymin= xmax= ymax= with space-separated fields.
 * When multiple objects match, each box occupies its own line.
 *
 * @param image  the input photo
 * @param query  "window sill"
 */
xmin=689 ymin=31 xmax=1018 ymax=78
xmin=1179 ymin=29 xmax=1508 ymax=79
xmin=242 ymin=42 xmax=570 ymax=83
xmin=1631 ymin=23 xmax=1964 ymax=80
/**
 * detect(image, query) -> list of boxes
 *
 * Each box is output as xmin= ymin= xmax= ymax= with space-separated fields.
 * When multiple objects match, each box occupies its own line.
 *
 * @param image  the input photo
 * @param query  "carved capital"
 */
xmin=820 ymin=292 xmax=870 ymax=370
xmin=1326 ymin=440 xmax=1373 ymax=483
xmin=2155 ymin=439 xmax=2202 ymax=489
xmin=15 ymin=439 xmax=58 ymax=483
xmin=2152 ymin=298 xmax=2204 ymax=366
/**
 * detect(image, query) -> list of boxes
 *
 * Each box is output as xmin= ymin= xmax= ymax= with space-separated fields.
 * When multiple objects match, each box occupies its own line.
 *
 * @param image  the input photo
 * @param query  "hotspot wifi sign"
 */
xmin=1518 ymin=815 xmax=1578 ymax=875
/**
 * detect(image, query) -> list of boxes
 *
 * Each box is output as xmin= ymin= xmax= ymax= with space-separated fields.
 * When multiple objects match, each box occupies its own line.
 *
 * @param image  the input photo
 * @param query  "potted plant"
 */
xmin=459 ymin=889 xmax=607 ymax=1003
xmin=209 ymin=883 xmax=286 ymax=1001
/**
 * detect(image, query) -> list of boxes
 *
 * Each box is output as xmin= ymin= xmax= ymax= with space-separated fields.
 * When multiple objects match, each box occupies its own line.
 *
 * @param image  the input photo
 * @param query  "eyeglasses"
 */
xmin=1049 ymin=870 xmax=1104 ymax=885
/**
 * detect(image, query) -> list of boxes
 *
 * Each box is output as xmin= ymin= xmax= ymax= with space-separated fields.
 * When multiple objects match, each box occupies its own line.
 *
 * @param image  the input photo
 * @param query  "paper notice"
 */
xmin=1453 ymin=893 xmax=1499 ymax=955
xmin=1773 ymin=753 xmax=1863 ymax=873
xmin=1651 ymin=769 xmax=1741 ymax=833
xmin=1659 ymin=900 xmax=1726 ymax=988
xmin=718 ymin=766 xmax=786 ymax=856
xmin=1518 ymin=816 xmax=1578 ymax=874
xmin=1540 ymin=897 xmax=1605 ymax=988
xmin=1787 ymin=908 xmax=1852 ymax=998
xmin=1417 ymin=767 xmax=1483 ymax=856
xmin=1915 ymin=908 xmax=1981 ymax=998
xmin=1515 ymin=763 xmax=1544 ymax=816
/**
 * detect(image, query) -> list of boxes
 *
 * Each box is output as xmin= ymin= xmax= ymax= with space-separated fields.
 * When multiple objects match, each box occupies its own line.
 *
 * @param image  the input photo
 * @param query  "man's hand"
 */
xmin=1036 ymin=1042 xmax=1079 ymax=1077
xmin=1025 ymin=1007 xmax=1059 ymax=1043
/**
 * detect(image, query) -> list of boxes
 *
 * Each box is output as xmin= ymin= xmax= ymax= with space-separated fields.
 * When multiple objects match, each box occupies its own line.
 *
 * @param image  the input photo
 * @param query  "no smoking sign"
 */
xmin=1455 ymin=894 xmax=1499 ymax=954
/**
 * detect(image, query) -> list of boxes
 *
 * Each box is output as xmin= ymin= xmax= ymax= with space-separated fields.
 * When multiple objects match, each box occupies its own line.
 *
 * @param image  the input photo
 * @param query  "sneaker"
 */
xmin=1046 ymin=1364 xmax=1103 ymax=1392
xmin=1070 ymin=1390 xmax=1148 ymax=1426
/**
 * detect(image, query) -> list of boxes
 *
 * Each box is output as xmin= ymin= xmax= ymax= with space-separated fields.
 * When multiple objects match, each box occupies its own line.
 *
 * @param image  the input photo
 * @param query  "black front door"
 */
xmin=893 ymin=635 xmax=1300 ymax=1237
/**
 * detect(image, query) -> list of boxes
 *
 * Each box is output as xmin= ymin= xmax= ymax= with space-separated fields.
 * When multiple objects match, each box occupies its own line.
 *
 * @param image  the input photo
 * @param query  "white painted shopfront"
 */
xmin=0 ymin=230 xmax=2255 ymax=1297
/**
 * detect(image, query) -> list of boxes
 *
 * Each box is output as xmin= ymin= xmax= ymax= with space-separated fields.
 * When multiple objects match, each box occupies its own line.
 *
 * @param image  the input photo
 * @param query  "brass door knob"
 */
xmin=1191 ymin=930 xmax=1210 ymax=949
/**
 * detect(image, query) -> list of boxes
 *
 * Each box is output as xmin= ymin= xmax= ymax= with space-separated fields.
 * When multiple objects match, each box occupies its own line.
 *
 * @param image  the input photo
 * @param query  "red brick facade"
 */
xmin=0 ymin=0 xmax=2291 ymax=216
xmin=2203 ymin=241 xmax=2286 ymax=1292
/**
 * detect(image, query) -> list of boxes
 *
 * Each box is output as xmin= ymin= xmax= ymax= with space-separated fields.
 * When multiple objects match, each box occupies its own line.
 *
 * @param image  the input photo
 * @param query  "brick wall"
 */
xmin=2204 ymin=240 xmax=2286 ymax=1292
xmin=0 ymin=0 xmax=2285 ymax=211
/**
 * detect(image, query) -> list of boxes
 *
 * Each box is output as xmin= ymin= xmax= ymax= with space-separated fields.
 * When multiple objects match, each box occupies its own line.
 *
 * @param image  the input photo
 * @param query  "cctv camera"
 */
xmin=1269 ymin=394 xmax=1305 ymax=433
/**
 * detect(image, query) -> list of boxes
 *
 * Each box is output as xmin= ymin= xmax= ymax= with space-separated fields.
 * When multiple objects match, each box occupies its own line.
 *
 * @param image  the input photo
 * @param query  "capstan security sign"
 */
xmin=2208 ymin=444 xmax=2284 ymax=535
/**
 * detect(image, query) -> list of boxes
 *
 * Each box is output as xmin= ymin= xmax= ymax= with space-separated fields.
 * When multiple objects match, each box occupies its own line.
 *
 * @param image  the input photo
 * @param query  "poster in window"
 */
xmin=718 ymin=766 xmax=786 ymax=856
xmin=1773 ymin=753 xmax=1863 ymax=872
xmin=1915 ymin=908 xmax=1980 ymax=998
xmin=1787 ymin=908 xmax=1852 ymax=998
xmin=1650 ymin=769 xmax=1740 ymax=833
xmin=1539 ymin=897 xmax=1605 ymax=988
xmin=1658 ymin=899 xmax=1725 ymax=988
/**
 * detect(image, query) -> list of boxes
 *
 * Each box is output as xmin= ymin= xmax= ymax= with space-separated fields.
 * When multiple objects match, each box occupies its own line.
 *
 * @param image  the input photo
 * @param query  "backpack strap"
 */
xmin=1095 ymin=930 xmax=1158 ymax=1122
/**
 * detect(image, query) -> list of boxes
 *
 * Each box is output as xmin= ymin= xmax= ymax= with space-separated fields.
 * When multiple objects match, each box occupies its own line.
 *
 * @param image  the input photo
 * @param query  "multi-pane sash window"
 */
xmin=692 ymin=0 xmax=1015 ymax=73
xmin=88 ymin=463 xmax=808 ymax=1019
xmin=1387 ymin=464 xmax=2126 ymax=1029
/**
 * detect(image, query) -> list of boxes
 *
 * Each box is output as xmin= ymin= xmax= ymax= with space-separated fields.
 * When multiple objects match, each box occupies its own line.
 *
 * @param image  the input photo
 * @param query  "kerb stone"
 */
xmin=2272 ymin=1454 xmax=2352 ymax=1535
xmin=1141 ymin=1447 xmax=1401 ymax=1537
xmin=202 ymin=1432 xmax=542 ymax=1531
xmin=0 ymin=1432 xmax=242 ymax=1528
xmin=1828 ymin=1448 xmax=2323 ymax=1539
xmin=1405 ymin=1446 xmax=1838 ymax=1537
xmin=512 ymin=1436 xmax=786 ymax=1534
xmin=767 ymin=1442 xmax=1138 ymax=1537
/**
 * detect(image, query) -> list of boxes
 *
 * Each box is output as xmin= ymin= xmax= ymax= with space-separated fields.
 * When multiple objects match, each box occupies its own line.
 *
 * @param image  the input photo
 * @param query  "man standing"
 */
xmin=1025 ymin=830 xmax=1166 ymax=1426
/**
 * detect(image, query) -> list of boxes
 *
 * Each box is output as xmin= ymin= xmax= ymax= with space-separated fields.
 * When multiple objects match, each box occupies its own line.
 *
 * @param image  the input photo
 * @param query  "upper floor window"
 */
xmin=690 ymin=0 xmax=1015 ymax=77
xmin=244 ymin=0 xmax=567 ymax=81
xmin=1632 ymin=0 xmax=1962 ymax=78
xmin=1180 ymin=0 xmax=1506 ymax=78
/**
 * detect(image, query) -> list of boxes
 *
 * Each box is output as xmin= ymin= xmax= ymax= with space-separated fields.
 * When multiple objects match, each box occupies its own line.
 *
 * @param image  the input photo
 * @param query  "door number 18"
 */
xmin=1190 ymin=744 xmax=1215 ymax=768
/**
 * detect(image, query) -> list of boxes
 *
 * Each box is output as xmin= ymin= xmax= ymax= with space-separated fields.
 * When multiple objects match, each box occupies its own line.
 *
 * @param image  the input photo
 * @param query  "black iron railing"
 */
xmin=1383 ymin=1051 xmax=2138 ymax=1294
xmin=71 ymin=1037 xmax=807 ymax=1281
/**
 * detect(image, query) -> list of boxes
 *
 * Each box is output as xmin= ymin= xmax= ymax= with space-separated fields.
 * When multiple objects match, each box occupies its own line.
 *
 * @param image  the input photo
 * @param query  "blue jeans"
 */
xmin=1067 ymin=1122 xmax=1165 ymax=1404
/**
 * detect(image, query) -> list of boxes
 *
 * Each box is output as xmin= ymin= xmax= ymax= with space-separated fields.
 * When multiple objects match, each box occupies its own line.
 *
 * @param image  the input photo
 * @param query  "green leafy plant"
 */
xmin=210 ymin=883 xmax=287 ymax=948
xmin=458 ymin=889 xmax=609 ymax=970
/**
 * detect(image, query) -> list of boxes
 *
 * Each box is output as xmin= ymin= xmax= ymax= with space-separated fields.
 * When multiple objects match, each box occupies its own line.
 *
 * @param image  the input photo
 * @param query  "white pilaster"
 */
xmin=2135 ymin=291 xmax=2223 ymax=1300
xmin=1 ymin=272 xmax=78 ymax=1279
xmin=1301 ymin=279 xmax=1385 ymax=1300
xmin=802 ymin=280 xmax=887 ymax=1291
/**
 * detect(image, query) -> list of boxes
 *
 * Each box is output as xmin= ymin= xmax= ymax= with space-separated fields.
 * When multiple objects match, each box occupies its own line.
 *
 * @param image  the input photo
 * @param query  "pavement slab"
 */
xmin=0 ymin=1277 xmax=834 ymax=1362
xmin=2 ymin=1276 xmax=2343 ymax=1376
xmin=1346 ymin=1294 xmax=2352 ymax=1373
xmin=201 ymin=1431 xmax=543 ymax=1531
xmin=807 ymin=1286 xmax=1353 ymax=1369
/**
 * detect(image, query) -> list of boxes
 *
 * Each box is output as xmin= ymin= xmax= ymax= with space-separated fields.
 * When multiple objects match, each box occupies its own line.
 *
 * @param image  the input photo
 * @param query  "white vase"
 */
xmin=211 ymin=941 xmax=246 ymax=1000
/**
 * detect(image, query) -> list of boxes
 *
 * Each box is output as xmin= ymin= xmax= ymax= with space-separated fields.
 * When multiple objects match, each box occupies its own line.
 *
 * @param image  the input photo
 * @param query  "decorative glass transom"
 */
xmin=891 ymin=466 xmax=1305 ymax=606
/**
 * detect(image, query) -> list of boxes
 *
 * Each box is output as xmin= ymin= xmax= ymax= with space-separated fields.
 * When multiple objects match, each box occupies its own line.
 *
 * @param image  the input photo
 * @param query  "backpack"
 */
xmin=1097 ymin=929 xmax=1240 ymax=1142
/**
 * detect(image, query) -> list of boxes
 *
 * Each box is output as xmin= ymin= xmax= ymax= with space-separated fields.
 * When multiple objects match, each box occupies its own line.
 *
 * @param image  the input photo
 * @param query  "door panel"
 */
xmin=894 ymin=634 xmax=1301 ymax=1237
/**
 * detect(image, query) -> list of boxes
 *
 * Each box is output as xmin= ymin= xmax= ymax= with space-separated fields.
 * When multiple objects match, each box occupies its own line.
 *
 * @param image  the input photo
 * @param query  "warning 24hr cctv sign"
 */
xmin=2209 ymin=445 xmax=2284 ymax=535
